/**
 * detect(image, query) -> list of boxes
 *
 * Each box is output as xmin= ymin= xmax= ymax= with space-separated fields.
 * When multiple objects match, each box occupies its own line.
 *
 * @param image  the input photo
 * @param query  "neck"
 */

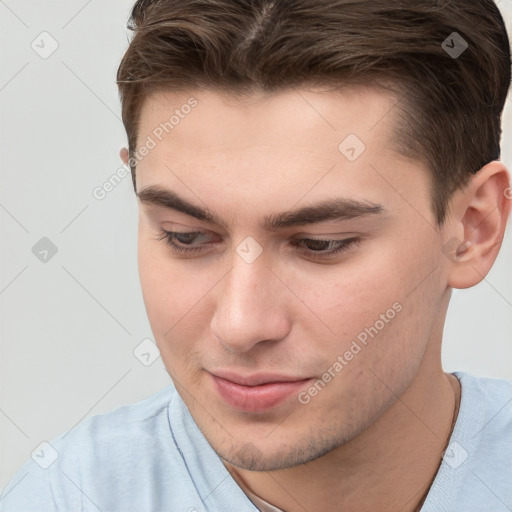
xmin=225 ymin=360 xmax=461 ymax=512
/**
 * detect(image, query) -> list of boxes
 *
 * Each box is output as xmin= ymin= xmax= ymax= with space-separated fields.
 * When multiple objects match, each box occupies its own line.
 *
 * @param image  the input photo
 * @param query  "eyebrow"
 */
xmin=137 ymin=185 xmax=385 ymax=230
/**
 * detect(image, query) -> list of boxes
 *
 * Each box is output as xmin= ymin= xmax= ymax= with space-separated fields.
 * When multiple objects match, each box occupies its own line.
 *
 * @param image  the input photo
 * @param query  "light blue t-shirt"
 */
xmin=1 ymin=372 xmax=510 ymax=511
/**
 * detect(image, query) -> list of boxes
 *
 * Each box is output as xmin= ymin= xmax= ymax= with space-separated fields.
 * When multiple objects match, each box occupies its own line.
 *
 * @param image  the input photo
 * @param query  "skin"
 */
xmin=121 ymin=86 xmax=510 ymax=512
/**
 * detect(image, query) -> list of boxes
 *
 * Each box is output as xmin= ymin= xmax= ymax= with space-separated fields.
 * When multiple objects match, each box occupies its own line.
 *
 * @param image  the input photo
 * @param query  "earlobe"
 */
xmin=446 ymin=161 xmax=511 ymax=289
xmin=120 ymin=147 xmax=129 ymax=165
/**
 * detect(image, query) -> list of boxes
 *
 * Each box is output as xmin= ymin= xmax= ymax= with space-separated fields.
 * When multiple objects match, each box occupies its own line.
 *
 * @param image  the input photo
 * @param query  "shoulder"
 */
xmin=453 ymin=372 xmax=511 ymax=464
xmin=423 ymin=372 xmax=512 ymax=512
xmin=0 ymin=385 xmax=184 ymax=511
xmin=67 ymin=383 xmax=174 ymax=439
xmin=455 ymin=371 xmax=512 ymax=434
xmin=51 ymin=383 xmax=176 ymax=459
xmin=457 ymin=370 xmax=512 ymax=396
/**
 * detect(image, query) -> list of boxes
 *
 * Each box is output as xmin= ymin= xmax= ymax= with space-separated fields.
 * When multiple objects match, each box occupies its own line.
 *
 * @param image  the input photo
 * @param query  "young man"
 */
xmin=1 ymin=0 xmax=511 ymax=511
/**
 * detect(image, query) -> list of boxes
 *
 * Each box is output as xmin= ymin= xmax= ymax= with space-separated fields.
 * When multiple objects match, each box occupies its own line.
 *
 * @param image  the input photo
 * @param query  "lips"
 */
xmin=209 ymin=371 xmax=312 ymax=412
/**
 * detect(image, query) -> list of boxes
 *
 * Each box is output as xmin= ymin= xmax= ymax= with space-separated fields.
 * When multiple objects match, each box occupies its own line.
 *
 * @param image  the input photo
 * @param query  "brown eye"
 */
xmin=292 ymin=237 xmax=360 ymax=259
xmin=157 ymin=230 xmax=213 ymax=253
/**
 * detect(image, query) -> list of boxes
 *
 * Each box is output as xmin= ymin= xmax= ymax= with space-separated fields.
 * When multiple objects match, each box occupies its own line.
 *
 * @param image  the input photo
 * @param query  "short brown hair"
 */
xmin=117 ymin=0 xmax=511 ymax=225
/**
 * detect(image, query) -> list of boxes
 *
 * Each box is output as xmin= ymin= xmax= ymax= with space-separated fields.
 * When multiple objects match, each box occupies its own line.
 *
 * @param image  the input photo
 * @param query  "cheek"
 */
xmin=137 ymin=236 xmax=199 ymax=343
xmin=291 ymin=250 xmax=403 ymax=342
xmin=137 ymin=236 xmax=224 ymax=353
xmin=137 ymin=243 xmax=204 ymax=378
xmin=293 ymin=234 xmax=440 ymax=371
xmin=138 ymin=240 xmax=175 ymax=329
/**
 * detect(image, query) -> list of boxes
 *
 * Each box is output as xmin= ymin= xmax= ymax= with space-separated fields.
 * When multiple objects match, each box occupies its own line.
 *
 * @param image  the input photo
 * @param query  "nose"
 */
xmin=210 ymin=252 xmax=291 ymax=353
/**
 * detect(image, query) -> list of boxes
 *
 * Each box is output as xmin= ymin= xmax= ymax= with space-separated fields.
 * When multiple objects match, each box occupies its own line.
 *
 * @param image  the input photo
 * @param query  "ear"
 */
xmin=445 ymin=161 xmax=511 ymax=289
xmin=120 ymin=147 xmax=129 ymax=165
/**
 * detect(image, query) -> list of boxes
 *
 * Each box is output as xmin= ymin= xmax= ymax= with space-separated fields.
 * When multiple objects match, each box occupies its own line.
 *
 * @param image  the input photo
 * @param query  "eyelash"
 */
xmin=156 ymin=230 xmax=360 ymax=259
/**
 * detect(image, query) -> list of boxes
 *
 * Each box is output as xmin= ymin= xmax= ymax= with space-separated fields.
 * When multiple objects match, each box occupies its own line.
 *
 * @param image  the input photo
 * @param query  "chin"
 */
xmin=205 ymin=422 xmax=355 ymax=471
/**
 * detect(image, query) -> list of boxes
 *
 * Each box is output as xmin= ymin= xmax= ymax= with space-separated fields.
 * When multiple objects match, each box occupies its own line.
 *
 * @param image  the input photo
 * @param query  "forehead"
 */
xmin=135 ymin=86 xmax=429 ymax=224
xmin=138 ymin=85 xmax=399 ymax=150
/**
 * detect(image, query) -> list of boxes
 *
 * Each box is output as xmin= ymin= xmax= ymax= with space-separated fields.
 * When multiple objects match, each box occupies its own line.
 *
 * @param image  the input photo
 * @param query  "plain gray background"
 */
xmin=1 ymin=0 xmax=511 ymax=491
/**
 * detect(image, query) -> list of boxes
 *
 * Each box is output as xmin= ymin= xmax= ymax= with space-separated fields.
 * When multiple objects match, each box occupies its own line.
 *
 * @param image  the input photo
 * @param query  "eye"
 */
xmin=290 ymin=237 xmax=360 ymax=259
xmin=157 ymin=230 xmax=214 ymax=253
xmin=157 ymin=230 xmax=361 ymax=260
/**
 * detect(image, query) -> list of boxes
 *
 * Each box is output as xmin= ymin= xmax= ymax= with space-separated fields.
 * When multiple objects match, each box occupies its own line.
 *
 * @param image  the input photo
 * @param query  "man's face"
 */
xmin=135 ymin=86 xmax=450 ymax=470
